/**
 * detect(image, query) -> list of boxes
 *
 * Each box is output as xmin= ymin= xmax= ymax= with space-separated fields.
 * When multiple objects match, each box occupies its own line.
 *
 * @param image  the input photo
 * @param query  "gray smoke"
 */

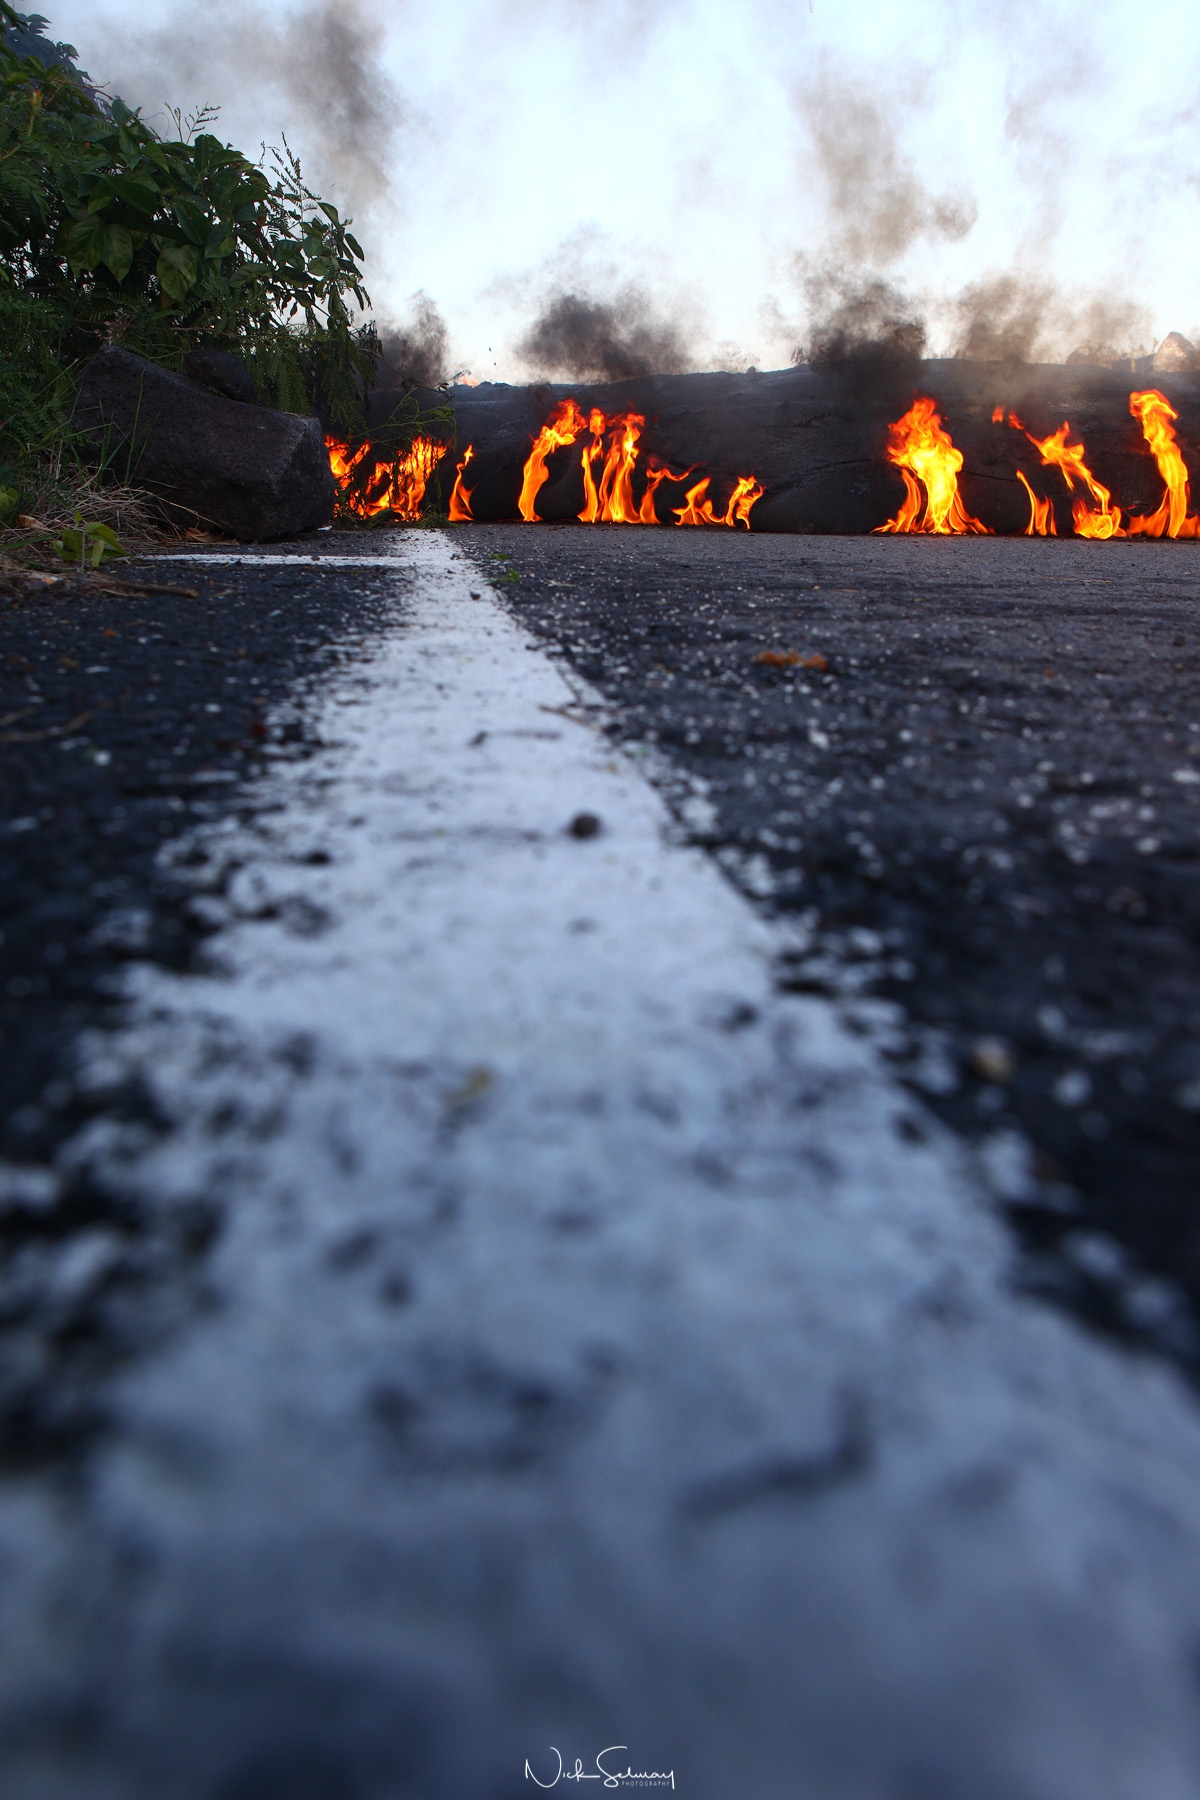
xmin=953 ymin=274 xmax=1054 ymax=362
xmin=515 ymin=289 xmax=693 ymax=382
xmin=953 ymin=275 xmax=1152 ymax=364
xmin=72 ymin=0 xmax=401 ymax=213
xmin=795 ymin=60 xmax=977 ymax=267
xmin=377 ymin=295 xmax=449 ymax=389
xmin=792 ymin=264 xmax=1152 ymax=372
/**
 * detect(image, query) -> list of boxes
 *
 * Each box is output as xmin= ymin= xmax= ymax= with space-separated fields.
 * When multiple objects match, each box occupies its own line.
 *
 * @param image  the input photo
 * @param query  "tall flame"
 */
xmin=593 ymin=412 xmax=645 ymax=524
xmin=1126 ymin=389 xmax=1200 ymax=537
xmin=518 ymin=398 xmax=587 ymax=522
xmin=1012 ymin=416 xmax=1124 ymax=539
xmin=1016 ymin=470 xmax=1056 ymax=536
xmin=874 ymin=398 xmax=990 ymax=535
xmin=579 ymin=409 xmax=606 ymax=523
xmin=326 ymin=435 xmax=446 ymax=521
xmin=448 ymin=444 xmax=475 ymax=521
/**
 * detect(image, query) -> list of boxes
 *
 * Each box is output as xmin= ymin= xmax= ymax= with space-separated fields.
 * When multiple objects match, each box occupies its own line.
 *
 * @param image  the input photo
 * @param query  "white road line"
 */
xmin=5 ymin=531 xmax=1200 ymax=1798
xmin=154 ymin=550 xmax=424 ymax=565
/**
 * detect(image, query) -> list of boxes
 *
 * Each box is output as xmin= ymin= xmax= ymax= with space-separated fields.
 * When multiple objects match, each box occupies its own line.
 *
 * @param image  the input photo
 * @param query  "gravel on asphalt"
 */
xmin=462 ymin=524 xmax=1200 ymax=1372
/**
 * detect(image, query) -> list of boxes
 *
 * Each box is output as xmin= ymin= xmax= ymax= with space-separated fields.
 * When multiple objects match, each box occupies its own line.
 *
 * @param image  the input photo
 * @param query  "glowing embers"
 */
xmin=1126 ymin=389 xmax=1200 ymax=538
xmin=326 ymin=435 xmax=447 ymax=521
xmin=520 ymin=400 xmax=761 ymax=527
xmin=874 ymin=397 xmax=990 ymax=535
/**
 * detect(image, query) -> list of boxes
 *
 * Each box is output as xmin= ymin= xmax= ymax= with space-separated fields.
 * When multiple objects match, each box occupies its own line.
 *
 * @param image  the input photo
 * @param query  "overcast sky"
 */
xmin=49 ymin=0 xmax=1200 ymax=379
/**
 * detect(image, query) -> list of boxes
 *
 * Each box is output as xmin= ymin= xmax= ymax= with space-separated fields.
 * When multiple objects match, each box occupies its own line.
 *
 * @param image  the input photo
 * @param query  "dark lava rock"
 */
xmin=74 ymin=347 xmax=335 ymax=542
xmin=184 ymin=346 xmax=256 ymax=404
xmin=431 ymin=361 xmax=1200 ymax=535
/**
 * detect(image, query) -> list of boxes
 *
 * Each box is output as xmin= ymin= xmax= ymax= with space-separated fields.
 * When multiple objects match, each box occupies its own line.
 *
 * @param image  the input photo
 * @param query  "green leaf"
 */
xmin=172 ymin=195 xmax=209 ymax=243
xmin=0 ymin=485 xmax=18 ymax=522
xmin=53 ymin=521 xmax=128 ymax=568
xmin=345 ymin=234 xmax=364 ymax=260
xmin=60 ymin=213 xmax=105 ymax=272
xmin=101 ymin=221 xmax=134 ymax=281
xmin=202 ymin=221 xmax=235 ymax=260
xmin=102 ymin=173 xmax=160 ymax=217
xmin=155 ymin=241 xmax=197 ymax=302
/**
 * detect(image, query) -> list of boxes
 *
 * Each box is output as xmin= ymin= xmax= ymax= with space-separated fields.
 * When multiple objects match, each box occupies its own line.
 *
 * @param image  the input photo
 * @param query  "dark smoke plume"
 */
xmin=792 ymin=264 xmax=1151 ymax=375
xmin=377 ymin=294 xmax=449 ymax=389
xmin=516 ymin=289 xmax=692 ymax=381
xmin=794 ymin=271 xmax=926 ymax=371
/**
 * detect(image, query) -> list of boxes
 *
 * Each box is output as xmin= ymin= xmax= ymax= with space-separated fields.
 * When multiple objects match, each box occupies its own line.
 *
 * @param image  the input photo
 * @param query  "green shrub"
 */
xmin=0 ymin=3 xmax=379 ymax=481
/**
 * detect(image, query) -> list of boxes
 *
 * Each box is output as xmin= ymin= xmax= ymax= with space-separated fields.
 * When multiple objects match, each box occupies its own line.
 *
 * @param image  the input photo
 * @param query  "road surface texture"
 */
xmin=0 ymin=528 xmax=1198 ymax=1799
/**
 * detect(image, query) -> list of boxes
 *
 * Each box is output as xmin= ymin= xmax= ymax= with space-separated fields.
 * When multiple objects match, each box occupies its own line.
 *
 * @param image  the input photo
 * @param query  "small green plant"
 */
xmin=52 ymin=513 xmax=127 ymax=568
xmin=0 ymin=483 xmax=17 ymax=520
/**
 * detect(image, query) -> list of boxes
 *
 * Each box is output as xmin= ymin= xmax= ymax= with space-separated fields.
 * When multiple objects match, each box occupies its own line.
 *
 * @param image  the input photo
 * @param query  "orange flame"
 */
xmin=593 ymin=412 xmax=645 ymax=524
xmin=1016 ymin=470 xmax=1056 ymax=536
xmin=519 ymin=397 xmax=759 ymax=528
xmin=579 ymin=409 xmax=606 ymax=522
xmin=874 ymin=397 xmax=990 ymax=534
xmin=448 ymin=444 xmax=475 ymax=521
xmin=579 ymin=408 xmax=694 ymax=523
xmin=326 ymin=435 xmax=447 ymax=521
xmin=639 ymin=459 xmax=695 ymax=523
xmin=1126 ymin=389 xmax=1200 ymax=537
xmin=673 ymin=473 xmax=764 ymax=528
xmin=518 ymin=398 xmax=587 ymax=521
xmin=1013 ymin=416 xmax=1124 ymax=539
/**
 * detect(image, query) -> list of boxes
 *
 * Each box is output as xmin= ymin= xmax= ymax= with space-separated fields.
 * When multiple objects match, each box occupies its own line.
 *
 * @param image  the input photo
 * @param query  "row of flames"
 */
xmin=325 ymin=398 xmax=763 ymax=529
xmin=878 ymin=387 xmax=1200 ymax=538
xmin=326 ymin=384 xmax=1200 ymax=539
xmin=324 ymin=436 xmax=474 ymax=523
xmin=515 ymin=399 xmax=763 ymax=527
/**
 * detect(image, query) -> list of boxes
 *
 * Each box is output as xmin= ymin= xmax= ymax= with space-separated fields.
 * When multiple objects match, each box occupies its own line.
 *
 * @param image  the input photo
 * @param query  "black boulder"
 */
xmin=184 ymin=346 xmax=256 ymax=404
xmin=74 ymin=346 xmax=336 ymax=542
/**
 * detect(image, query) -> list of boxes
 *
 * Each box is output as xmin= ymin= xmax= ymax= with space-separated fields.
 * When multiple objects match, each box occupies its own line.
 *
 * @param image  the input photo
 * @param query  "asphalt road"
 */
xmin=2 ymin=527 xmax=1200 ymax=1799
xmin=463 ymin=524 xmax=1200 ymax=1370
xmin=0 ymin=556 xmax=398 ymax=1462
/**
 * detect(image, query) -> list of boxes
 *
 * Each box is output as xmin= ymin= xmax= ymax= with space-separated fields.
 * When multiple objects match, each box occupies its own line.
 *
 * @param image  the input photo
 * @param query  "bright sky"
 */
xmin=49 ymin=0 xmax=1200 ymax=379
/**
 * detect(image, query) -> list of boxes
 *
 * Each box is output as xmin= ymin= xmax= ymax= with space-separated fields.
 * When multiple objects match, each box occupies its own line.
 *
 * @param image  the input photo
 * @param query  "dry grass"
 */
xmin=0 ymin=466 xmax=168 ymax=568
